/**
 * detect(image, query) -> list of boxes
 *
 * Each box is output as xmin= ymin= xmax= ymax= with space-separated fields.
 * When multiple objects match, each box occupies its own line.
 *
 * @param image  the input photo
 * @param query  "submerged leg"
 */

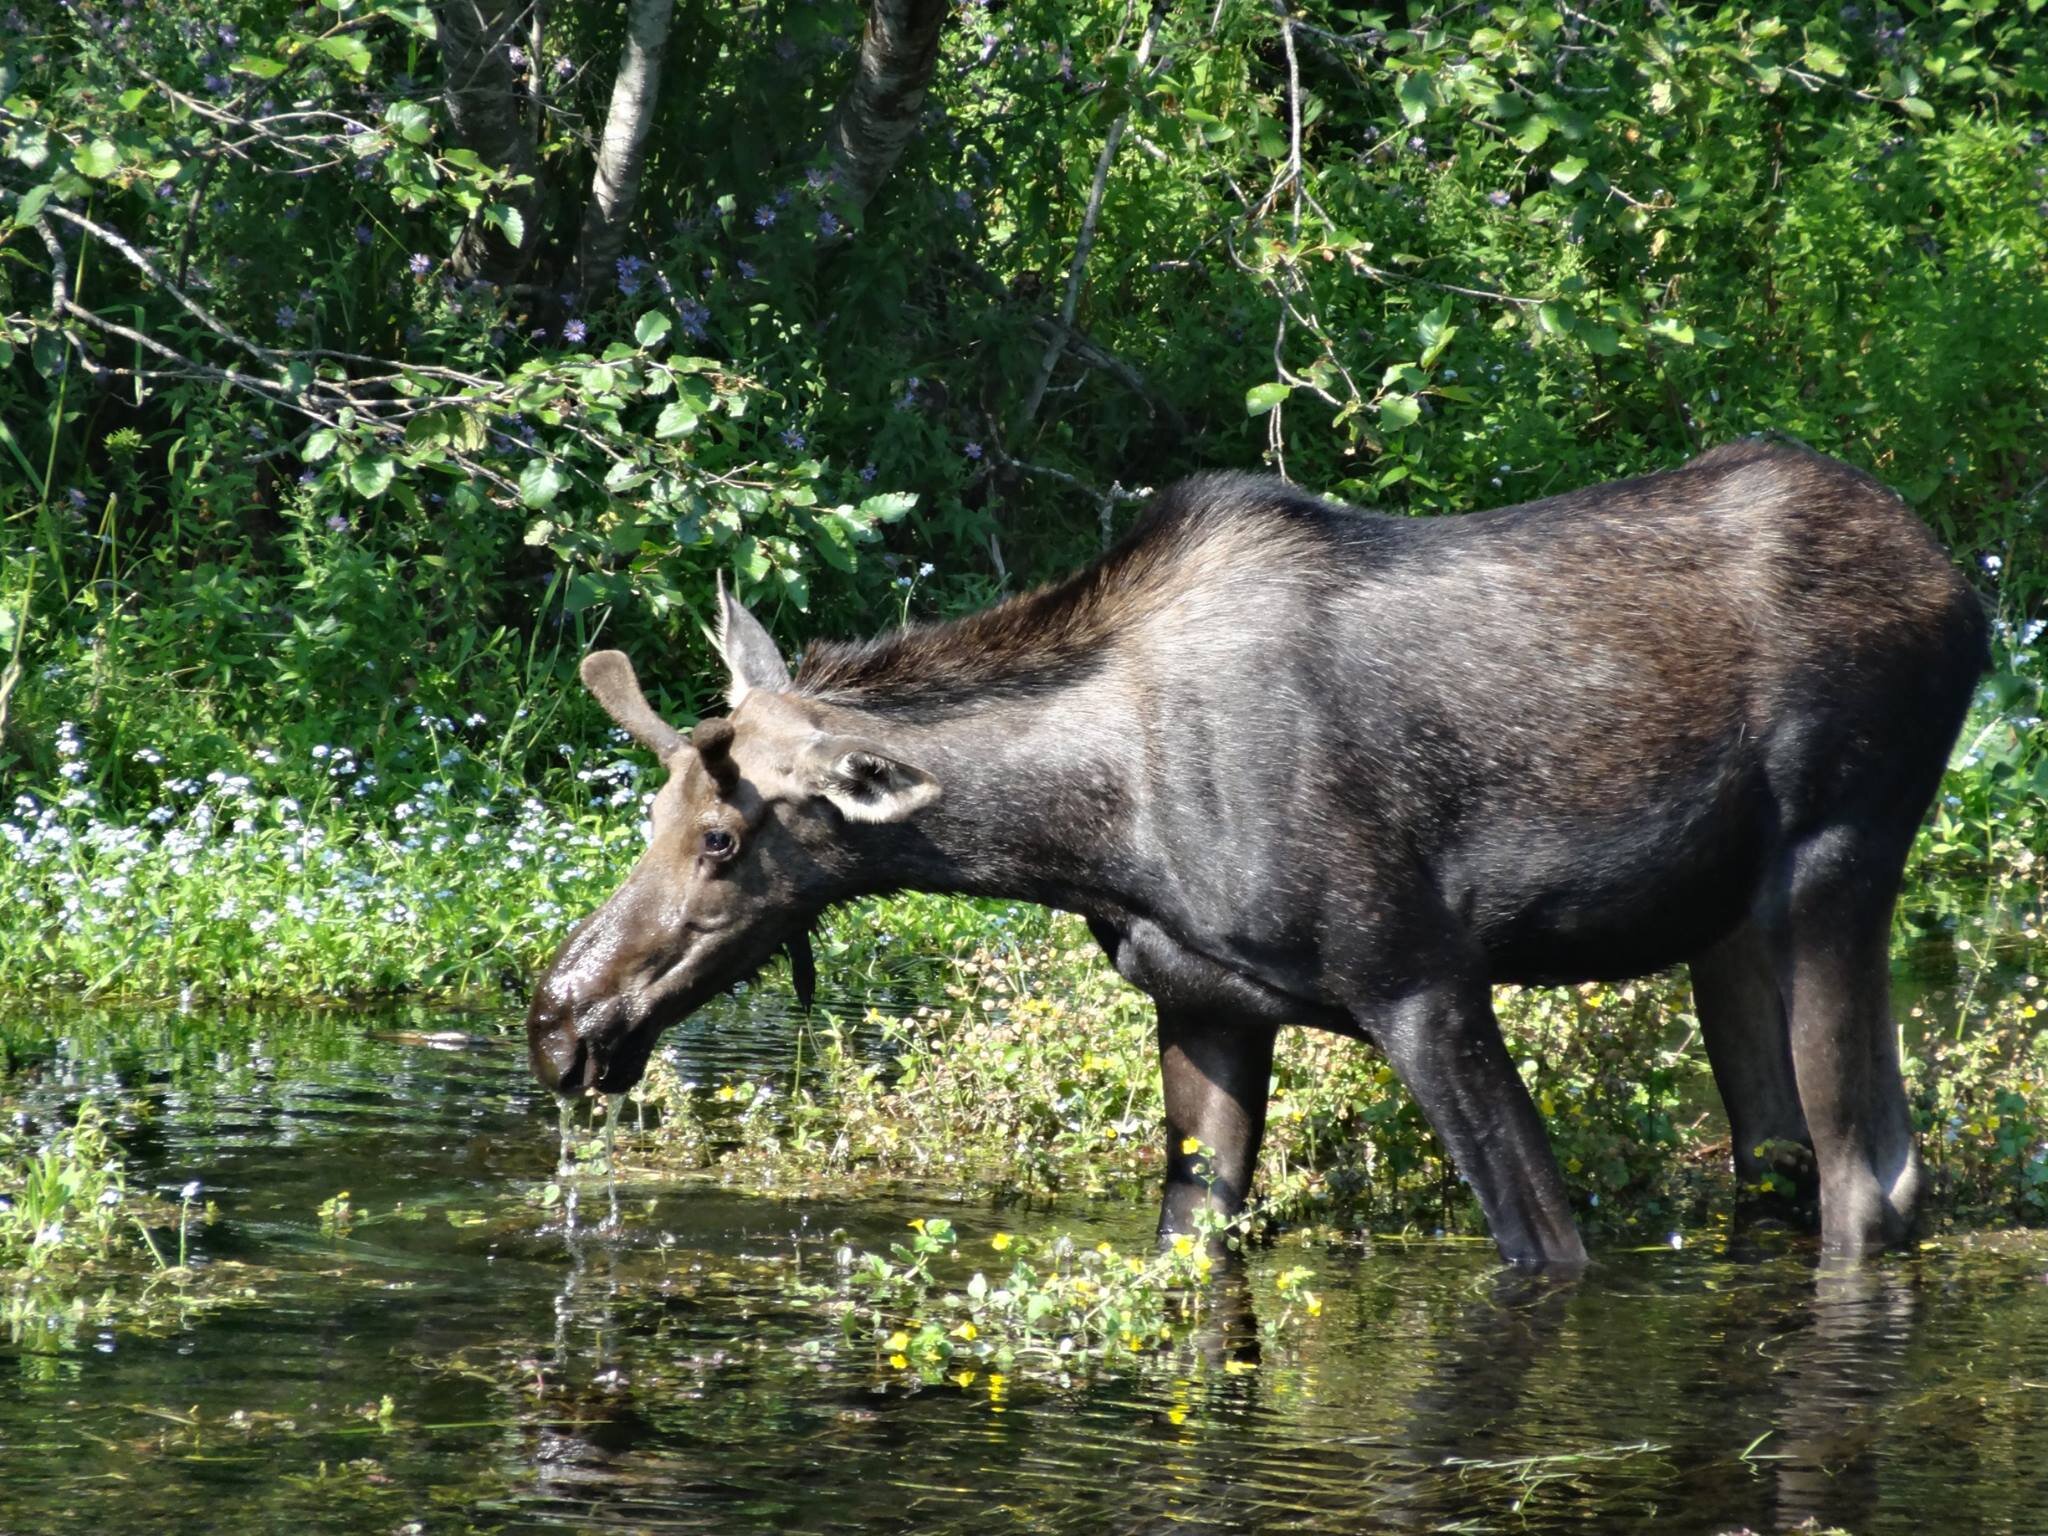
xmin=1369 ymin=978 xmax=1588 ymax=1271
xmin=1690 ymin=919 xmax=1816 ymax=1195
xmin=1155 ymin=1008 xmax=1277 ymax=1239
xmin=1774 ymin=826 xmax=1922 ymax=1257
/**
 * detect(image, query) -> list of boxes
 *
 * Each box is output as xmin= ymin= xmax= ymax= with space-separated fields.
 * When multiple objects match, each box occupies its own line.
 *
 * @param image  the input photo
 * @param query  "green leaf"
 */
xmin=519 ymin=457 xmax=565 ymax=509
xmin=1396 ymin=72 xmax=1432 ymax=126
xmin=316 ymin=34 xmax=374 ymax=76
xmin=1245 ymin=381 xmax=1291 ymax=416
xmin=1415 ymin=300 xmax=1457 ymax=368
xmin=385 ymin=100 xmax=433 ymax=144
xmin=348 ymin=454 xmax=395 ymax=499
xmin=303 ymin=429 xmax=339 ymax=462
xmin=233 ymin=55 xmax=289 ymax=79
xmin=482 ymin=203 xmax=524 ymax=250
xmin=1646 ymin=316 xmax=1695 ymax=345
xmin=857 ymin=491 xmax=919 ymax=524
xmin=1897 ymin=95 xmax=1934 ymax=120
xmin=635 ymin=311 xmax=672 ymax=348
xmin=654 ymin=399 xmax=699 ymax=438
xmin=1803 ymin=42 xmax=1847 ymax=77
xmin=73 ymin=139 xmax=121 ymax=180
xmin=562 ymin=572 xmax=609 ymax=614
xmin=10 ymin=182 xmax=52 ymax=227
xmin=1577 ymin=324 xmax=1622 ymax=356
xmin=1378 ymin=394 xmax=1421 ymax=432
xmin=1550 ymin=155 xmax=1588 ymax=184
xmin=1510 ymin=114 xmax=1554 ymax=151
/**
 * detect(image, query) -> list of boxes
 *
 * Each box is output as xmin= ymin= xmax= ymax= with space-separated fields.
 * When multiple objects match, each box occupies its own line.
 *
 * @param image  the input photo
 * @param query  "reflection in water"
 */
xmin=1769 ymin=1266 xmax=1916 ymax=1533
xmin=1 ymin=978 xmax=2045 ymax=1534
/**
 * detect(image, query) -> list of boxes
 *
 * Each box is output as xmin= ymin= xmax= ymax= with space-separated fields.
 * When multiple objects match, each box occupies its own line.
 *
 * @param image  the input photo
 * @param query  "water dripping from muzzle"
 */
xmin=601 ymin=1094 xmax=622 ymax=1233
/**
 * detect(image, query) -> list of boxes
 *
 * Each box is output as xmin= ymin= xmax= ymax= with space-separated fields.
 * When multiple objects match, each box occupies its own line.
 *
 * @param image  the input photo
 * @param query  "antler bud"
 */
xmin=691 ymin=717 xmax=741 ymax=794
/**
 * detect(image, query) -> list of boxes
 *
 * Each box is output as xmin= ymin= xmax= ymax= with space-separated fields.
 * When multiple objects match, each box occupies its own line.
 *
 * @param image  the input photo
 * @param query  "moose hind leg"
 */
xmin=1155 ymin=1008 xmax=1277 ymax=1240
xmin=1777 ymin=832 xmax=1923 ymax=1257
xmin=1370 ymin=979 xmax=1588 ymax=1270
xmin=1690 ymin=920 xmax=1816 ymax=1197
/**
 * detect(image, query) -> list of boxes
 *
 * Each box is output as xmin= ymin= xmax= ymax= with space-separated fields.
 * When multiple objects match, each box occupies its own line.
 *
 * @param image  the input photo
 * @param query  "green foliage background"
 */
xmin=2 ymin=0 xmax=2043 ymax=854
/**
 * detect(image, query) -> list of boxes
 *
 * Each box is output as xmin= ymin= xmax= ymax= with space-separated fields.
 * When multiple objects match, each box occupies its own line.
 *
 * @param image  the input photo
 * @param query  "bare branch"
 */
xmin=1015 ymin=0 xmax=1171 ymax=434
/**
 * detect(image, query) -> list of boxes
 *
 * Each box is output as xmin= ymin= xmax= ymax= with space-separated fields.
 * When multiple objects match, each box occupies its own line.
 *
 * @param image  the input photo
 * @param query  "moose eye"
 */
xmin=700 ymin=828 xmax=737 ymax=860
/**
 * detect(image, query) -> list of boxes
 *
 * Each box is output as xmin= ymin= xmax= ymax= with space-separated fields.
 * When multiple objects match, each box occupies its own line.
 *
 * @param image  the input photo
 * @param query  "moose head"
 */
xmin=525 ymin=581 xmax=942 ymax=1097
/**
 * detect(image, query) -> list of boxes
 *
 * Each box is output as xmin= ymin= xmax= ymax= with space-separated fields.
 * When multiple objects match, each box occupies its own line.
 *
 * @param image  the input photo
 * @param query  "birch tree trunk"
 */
xmin=826 ymin=0 xmax=950 ymax=214
xmin=435 ymin=0 xmax=544 ymax=281
xmin=577 ymin=0 xmax=677 ymax=300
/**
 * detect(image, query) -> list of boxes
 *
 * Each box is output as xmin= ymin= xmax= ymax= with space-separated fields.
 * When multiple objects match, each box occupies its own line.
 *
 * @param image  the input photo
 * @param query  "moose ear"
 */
xmin=807 ymin=737 xmax=942 ymax=824
xmin=580 ymin=650 xmax=685 ymax=757
xmin=712 ymin=572 xmax=792 ymax=707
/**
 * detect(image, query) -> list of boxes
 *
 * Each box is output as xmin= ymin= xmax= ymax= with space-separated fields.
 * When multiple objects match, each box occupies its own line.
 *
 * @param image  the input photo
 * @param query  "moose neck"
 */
xmin=831 ymin=677 xmax=1142 ymax=919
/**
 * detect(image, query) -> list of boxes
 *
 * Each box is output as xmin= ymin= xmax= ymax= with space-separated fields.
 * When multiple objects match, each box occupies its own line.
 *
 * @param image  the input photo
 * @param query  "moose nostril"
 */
xmin=534 ymin=1031 xmax=586 ymax=1094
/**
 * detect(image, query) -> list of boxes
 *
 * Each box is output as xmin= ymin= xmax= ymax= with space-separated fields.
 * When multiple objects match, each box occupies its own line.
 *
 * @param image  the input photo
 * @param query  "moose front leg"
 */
xmin=1369 ymin=976 xmax=1589 ymax=1271
xmin=1155 ymin=1007 xmax=1278 ymax=1240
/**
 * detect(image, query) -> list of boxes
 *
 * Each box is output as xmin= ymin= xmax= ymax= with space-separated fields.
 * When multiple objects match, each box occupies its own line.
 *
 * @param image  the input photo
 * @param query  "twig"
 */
xmin=1014 ymin=0 xmax=1171 ymax=432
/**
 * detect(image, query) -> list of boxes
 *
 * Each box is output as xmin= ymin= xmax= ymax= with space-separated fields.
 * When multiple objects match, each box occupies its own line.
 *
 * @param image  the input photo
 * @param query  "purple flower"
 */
xmin=203 ymin=73 xmax=231 ymax=95
xmin=507 ymin=44 xmax=527 ymax=66
xmin=954 ymin=189 xmax=974 ymax=213
xmin=963 ymin=441 xmax=983 ymax=461
xmin=1488 ymin=189 xmax=1510 ymax=207
xmin=753 ymin=204 xmax=776 ymax=228
xmin=678 ymin=299 xmax=709 ymax=340
xmin=276 ymin=303 xmax=297 ymax=327
xmin=216 ymin=21 xmax=238 ymax=45
xmin=1408 ymin=135 xmax=1426 ymax=153
xmin=818 ymin=210 xmax=842 ymax=237
xmin=326 ymin=514 xmax=349 ymax=531
xmin=737 ymin=260 xmax=759 ymax=280
xmin=781 ymin=428 xmax=807 ymax=451
xmin=616 ymin=254 xmax=647 ymax=296
xmin=859 ymin=463 xmax=878 ymax=482
xmin=354 ymin=223 xmax=372 ymax=245
xmin=805 ymin=167 xmax=830 ymax=191
xmin=554 ymin=56 xmax=573 ymax=79
xmin=409 ymin=252 xmax=432 ymax=276
xmin=562 ymin=317 xmax=588 ymax=344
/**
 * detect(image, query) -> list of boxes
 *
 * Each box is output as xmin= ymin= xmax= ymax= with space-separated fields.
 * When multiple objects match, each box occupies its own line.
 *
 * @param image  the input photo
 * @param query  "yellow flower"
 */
xmin=952 ymin=1321 xmax=979 ymax=1341
xmin=1179 ymin=1136 xmax=1202 ymax=1156
xmin=952 ymin=1370 xmax=978 ymax=1388
xmin=1167 ymin=1406 xmax=1188 ymax=1426
xmin=884 ymin=1331 xmax=909 ymax=1352
xmin=1171 ymin=1235 xmax=1195 ymax=1258
xmin=1305 ymin=1294 xmax=1324 ymax=1318
xmin=908 ymin=1218 xmax=926 ymax=1233
xmin=888 ymin=1354 xmax=909 ymax=1370
xmin=1095 ymin=1241 xmax=1115 ymax=1257
xmin=991 ymin=1232 xmax=1012 ymax=1252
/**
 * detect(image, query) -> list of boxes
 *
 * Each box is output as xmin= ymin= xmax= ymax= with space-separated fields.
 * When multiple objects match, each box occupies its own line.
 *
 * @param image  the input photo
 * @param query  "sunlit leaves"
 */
xmin=347 ymin=455 xmax=395 ymax=499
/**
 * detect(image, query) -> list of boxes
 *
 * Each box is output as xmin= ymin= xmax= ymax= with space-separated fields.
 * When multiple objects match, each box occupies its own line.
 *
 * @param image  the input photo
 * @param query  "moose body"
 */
xmin=527 ymin=439 xmax=1986 ymax=1266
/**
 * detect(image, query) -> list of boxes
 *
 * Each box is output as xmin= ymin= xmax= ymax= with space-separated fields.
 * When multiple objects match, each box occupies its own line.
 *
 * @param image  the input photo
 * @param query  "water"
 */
xmin=4 ymin=950 xmax=2047 ymax=1535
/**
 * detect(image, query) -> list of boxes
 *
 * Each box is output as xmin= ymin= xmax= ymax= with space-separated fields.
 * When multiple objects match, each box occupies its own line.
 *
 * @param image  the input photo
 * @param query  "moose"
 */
xmin=526 ymin=439 xmax=1986 ymax=1268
